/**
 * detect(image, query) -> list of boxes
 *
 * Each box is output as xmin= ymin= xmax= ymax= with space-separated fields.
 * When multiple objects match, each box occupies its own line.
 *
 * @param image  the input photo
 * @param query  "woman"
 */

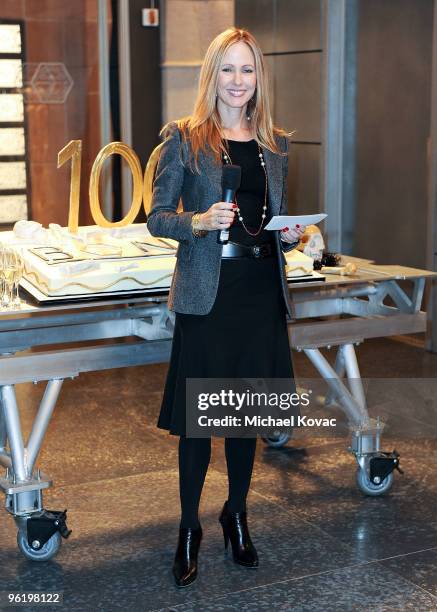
xmin=147 ymin=27 xmax=305 ymax=588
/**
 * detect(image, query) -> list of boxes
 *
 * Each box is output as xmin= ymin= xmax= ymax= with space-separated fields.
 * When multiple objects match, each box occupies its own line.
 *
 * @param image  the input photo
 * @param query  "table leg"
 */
xmin=303 ymin=347 xmax=369 ymax=427
xmin=0 ymin=393 xmax=11 ymax=468
xmin=27 ymin=378 xmax=63 ymax=474
xmin=0 ymin=381 xmax=70 ymax=561
xmin=0 ymin=385 xmax=27 ymax=482
xmin=324 ymin=345 xmax=346 ymax=407
xmin=342 ymin=343 xmax=367 ymax=413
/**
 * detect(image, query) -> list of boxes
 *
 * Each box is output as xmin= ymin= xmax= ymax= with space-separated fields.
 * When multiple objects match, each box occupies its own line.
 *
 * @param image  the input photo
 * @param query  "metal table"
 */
xmin=0 ymin=254 xmax=435 ymax=560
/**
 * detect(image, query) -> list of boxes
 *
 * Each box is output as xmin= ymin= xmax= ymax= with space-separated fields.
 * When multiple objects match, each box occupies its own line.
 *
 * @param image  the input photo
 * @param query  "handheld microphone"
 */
xmin=218 ymin=164 xmax=241 ymax=244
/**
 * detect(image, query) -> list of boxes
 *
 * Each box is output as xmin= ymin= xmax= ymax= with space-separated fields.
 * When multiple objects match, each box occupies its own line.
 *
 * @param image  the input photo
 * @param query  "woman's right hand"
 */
xmin=196 ymin=202 xmax=236 ymax=231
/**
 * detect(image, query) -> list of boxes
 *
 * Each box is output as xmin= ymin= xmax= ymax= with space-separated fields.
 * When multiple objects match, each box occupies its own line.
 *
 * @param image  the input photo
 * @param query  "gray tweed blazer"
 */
xmin=147 ymin=122 xmax=298 ymax=319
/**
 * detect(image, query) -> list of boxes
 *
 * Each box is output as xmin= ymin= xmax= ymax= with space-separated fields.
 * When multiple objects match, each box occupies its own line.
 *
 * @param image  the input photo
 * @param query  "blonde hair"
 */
xmin=161 ymin=27 xmax=292 ymax=172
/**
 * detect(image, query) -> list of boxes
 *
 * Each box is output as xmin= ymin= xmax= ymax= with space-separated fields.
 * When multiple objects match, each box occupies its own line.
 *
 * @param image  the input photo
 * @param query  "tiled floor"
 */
xmin=0 ymin=334 xmax=436 ymax=611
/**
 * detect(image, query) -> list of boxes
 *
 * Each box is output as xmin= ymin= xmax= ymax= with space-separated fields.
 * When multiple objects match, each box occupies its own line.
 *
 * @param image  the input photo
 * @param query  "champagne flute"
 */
xmin=1 ymin=248 xmax=18 ymax=309
xmin=0 ymin=244 xmax=8 ymax=309
xmin=12 ymin=250 xmax=24 ymax=309
xmin=14 ymin=252 xmax=24 ymax=308
xmin=0 ymin=245 xmax=5 ymax=309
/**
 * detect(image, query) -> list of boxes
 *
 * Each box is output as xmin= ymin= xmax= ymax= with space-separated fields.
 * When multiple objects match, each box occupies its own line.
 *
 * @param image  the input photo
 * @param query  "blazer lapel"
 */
xmin=262 ymin=146 xmax=283 ymax=215
xmin=198 ymin=142 xmax=283 ymax=214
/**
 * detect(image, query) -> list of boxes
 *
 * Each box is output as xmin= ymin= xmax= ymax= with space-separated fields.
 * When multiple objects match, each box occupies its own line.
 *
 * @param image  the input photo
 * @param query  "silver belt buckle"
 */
xmin=253 ymin=244 xmax=269 ymax=258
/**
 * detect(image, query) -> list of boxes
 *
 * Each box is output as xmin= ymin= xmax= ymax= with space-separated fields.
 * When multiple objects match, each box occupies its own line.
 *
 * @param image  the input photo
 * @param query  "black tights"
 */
xmin=178 ymin=436 xmax=257 ymax=529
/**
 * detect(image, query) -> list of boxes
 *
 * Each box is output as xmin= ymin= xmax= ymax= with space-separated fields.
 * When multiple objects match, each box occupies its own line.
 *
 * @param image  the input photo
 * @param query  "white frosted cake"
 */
xmin=4 ymin=221 xmax=177 ymax=298
xmin=0 ymin=221 xmax=315 ymax=300
xmin=285 ymin=249 xmax=314 ymax=277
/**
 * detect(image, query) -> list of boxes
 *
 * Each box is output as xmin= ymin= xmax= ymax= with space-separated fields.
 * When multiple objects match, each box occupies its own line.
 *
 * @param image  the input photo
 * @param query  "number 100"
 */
xmin=57 ymin=140 xmax=152 ymax=233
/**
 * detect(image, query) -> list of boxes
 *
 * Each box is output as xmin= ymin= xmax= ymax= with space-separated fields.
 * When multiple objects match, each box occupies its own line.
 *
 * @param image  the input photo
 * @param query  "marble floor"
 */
xmin=0 ymin=334 xmax=436 ymax=611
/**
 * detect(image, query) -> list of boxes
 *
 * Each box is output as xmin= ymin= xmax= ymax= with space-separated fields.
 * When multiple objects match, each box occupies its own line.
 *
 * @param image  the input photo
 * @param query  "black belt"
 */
xmin=221 ymin=241 xmax=273 ymax=259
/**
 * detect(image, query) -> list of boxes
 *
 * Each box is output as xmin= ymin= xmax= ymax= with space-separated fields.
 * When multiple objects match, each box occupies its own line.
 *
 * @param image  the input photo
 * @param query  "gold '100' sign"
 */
xmin=57 ymin=140 xmax=145 ymax=232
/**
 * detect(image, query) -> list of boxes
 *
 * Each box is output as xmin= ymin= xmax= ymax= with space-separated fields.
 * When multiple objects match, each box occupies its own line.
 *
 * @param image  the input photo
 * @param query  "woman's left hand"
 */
xmin=280 ymin=224 xmax=306 ymax=244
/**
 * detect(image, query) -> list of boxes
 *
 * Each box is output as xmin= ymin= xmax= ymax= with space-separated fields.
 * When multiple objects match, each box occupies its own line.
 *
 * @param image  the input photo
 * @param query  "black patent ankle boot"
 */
xmin=172 ymin=525 xmax=203 ymax=587
xmin=219 ymin=501 xmax=258 ymax=568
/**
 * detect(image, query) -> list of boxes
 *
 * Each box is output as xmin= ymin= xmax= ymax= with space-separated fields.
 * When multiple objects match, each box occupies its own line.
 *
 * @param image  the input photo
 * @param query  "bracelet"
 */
xmin=191 ymin=212 xmax=207 ymax=238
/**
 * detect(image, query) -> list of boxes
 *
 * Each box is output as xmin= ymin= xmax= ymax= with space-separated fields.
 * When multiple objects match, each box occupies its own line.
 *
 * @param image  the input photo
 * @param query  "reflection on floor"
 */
xmin=0 ymin=334 xmax=437 ymax=611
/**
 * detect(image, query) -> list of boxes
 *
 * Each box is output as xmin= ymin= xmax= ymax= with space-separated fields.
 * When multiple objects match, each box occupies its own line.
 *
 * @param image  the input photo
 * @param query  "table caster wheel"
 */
xmin=262 ymin=430 xmax=291 ymax=448
xmin=17 ymin=530 xmax=61 ymax=561
xmin=356 ymin=467 xmax=394 ymax=496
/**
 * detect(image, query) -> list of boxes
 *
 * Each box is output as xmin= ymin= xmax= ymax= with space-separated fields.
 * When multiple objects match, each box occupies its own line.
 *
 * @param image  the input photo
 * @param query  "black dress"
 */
xmin=157 ymin=139 xmax=295 ymax=436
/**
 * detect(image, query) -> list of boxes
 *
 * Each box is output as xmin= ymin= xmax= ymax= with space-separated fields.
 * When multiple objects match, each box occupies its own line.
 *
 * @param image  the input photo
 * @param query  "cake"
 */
xmin=4 ymin=222 xmax=177 ymax=298
xmin=0 ymin=221 xmax=315 ymax=300
xmin=285 ymin=249 xmax=314 ymax=278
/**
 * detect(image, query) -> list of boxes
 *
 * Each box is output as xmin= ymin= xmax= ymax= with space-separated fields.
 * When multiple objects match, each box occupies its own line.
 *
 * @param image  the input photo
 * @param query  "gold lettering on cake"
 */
xmin=89 ymin=142 xmax=143 ymax=228
xmin=57 ymin=140 xmax=82 ymax=233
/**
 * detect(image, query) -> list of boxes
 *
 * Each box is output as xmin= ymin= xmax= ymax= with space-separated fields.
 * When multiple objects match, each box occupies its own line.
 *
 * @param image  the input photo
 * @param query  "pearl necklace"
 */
xmin=222 ymin=141 xmax=268 ymax=237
